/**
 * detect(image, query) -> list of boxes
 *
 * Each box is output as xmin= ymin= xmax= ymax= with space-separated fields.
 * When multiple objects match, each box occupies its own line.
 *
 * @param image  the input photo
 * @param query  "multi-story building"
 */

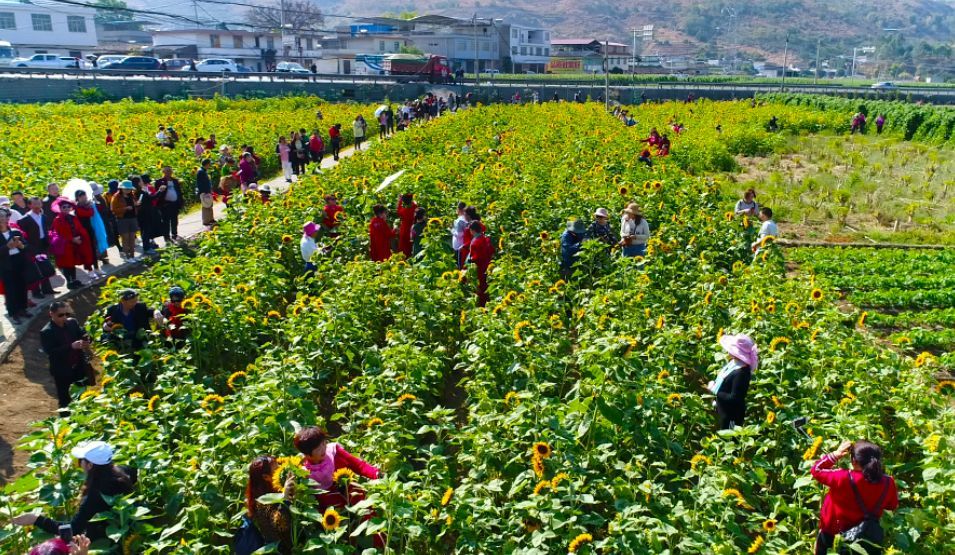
xmin=0 ymin=0 xmax=97 ymax=58
xmin=500 ymin=24 xmax=550 ymax=73
xmin=152 ymin=28 xmax=326 ymax=71
xmin=550 ymin=38 xmax=631 ymax=73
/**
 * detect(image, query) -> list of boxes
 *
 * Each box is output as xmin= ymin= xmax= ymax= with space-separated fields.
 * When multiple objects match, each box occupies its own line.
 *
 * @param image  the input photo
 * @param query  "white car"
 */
xmin=275 ymin=61 xmax=310 ymax=74
xmin=11 ymin=54 xmax=80 ymax=69
xmin=193 ymin=58 xmax=238 ymax=72
xmin=870 ymin=81 xmax=897 ymax=90
xmin=95 ymin=55 xmax=126 ymax=67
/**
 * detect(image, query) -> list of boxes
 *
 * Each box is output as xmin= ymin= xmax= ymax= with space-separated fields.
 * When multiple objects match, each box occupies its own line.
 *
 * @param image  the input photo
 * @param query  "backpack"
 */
xmin=841 ymin=474 xmax=891 ymax=554
xmin=234 ymin=514 xmax=265 ymax=555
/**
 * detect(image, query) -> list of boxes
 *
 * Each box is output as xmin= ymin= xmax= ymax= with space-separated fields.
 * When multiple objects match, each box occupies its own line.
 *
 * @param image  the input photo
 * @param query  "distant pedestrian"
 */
xmin=395 ymin=193 xmax=418 ymax=258
xmin=735 ymin=189 xmax=759 ymax=217
xmin=560 ymin=219 xmax=587 ymax=280
xmin=301 ymin=221 xmax=319 ymax=273
xmin=0 ymin=207 xmax=31 ymax=322
xmin=110 ymin=181 xmax=139 ymax=260
xmin=329 ymin=124 xmax=342 ymax=161
xmin=410 ymin=207 xmax=426 ymax=257
xmin=451 ymin=202 xmax=468 ymax=269
xmin=196 ymin=159 xmax=215 ymax=228
xmin=277 ymin=136 xmax=292 ymax=183
xmin=707 ymin=334 xmax=757 ymax=430
xmin=353 ymin=115 xmax=367 ymax=150
xmin=309 ymin=130 xmax=324 ymax=164
xmin=466 ymin=221 xmax=493 ymax=307
xmin=155 ymin=166 xmax=184 ymax=243
xmin=875 ymin=114 xmax=885 ymax=134
xmin=368 ymin=204 xmax=395 ymax=262
xmin=18 ymin=197 xmax=56 ymax=299
xmin=51 ymin=197 xmax=94 ymax=289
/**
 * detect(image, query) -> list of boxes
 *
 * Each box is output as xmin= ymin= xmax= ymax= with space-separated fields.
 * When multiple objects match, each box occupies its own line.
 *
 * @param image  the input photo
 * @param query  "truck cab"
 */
xmin=0 ymin=41 xmax=17 ymax=67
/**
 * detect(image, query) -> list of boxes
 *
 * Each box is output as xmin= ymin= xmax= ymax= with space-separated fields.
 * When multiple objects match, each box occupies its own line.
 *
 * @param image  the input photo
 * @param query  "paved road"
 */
xmin=0 ymin=143 xmax=367 ymax=360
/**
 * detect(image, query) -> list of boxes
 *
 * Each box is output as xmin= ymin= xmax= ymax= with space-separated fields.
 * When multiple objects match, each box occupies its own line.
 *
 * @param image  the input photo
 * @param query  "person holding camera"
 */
xmin=0 ymin=207 xmax=32 ymax=322
xmin=12 ymin=441 xmax=137 ymax=542
xmin=811 ymin=440 xmax=899 ymax=554
xmin=619 ymin=203 xmax=650 ymax=258
xmin=40 ymin=301 xmax=92 ymax=410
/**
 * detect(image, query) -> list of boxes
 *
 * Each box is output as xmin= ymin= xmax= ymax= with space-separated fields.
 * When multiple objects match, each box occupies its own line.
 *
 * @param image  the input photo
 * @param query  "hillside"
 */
xmin=314 ymin=0 xmax=955 ymax=72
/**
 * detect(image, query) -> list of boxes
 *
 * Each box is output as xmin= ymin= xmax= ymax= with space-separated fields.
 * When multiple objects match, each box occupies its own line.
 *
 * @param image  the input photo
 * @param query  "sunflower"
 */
xmin=539 ymin=231 xmax=549 ymax=241
xmin=690 ymin=454 xmax=711 ymax=471
xmin=533 ymin=442 xmax=552 ymax=459
xmin=784 ymin=301 xmax=800 ymax=314
xmin=532 ymin=480 xmax=551 ymax=495
xmin=652 ymin=181 xmax=662 ymax=190
xmin=54 ymin=426 xmax=70 ymax=448
xmin=895 ymin=336 xmax=911 ymax=345
xmin=200 ymin=394 xmax=225 ymax=415
xmin=321 ymin=507 xmax=343 ymax=531
xmin=550 ymin=472 xmax=570 ymax=490
xmin=129 ymin=391 xmax=144 ymax=399
xmin=656 ymin=370 xmax=670 ymax=383
xmin=656 ymin=315 xmax=665 ymax=329
xmin=513 ymin=321 xmax=531 ymax=344
xmin=432 ymin=485 xmax=454 ymax=506
xmin=147 ymin=395 xmax=160 ymax=412
xmin=227 ymin=371 xmax=247 ymax=391
xmin=722 ymin=488 xmax=753 ymax=510
xmin=925 ymin=434 xmax=941 ymax=453
xmin=803 ymin=436 xmax=824 ymax=461
xmin=619 ymin=186 xmax=628 ymax=196
xmin=271 ymin=455 xmax=303 ymax=490
xmin=366 ymin=417 xmax=383 ymax=428
xmin=810 ymin=328 xmax=822 ymax=342
xmin=666 ymin=393 xmax=682 ymax=406
xmin=936 ymin=380 xmax=955 ymax=394
xmin=106 ymin=276 xmax=118 ymax=285
xmin=266 ymin=310 xmax=282 ymax=319
xmin=568 ymin=532 xmax=593 ymax=553
xmin=769 ymin=337 xmax=791 ymax=352
xmin=531 ymin=454 xmax=545 ymax=478
xmin=763 ymin=519 xmax=777 ymax=533
xmin=504 ymin=391 xmax=520 ymax=406
xmin=211 ymin=265 xmax=224 ymax=275
xmin=765 ymin=411 xmax=776 ymax=425
xmin=747 ymin=535 xmax=765 ymax=553
xmin=281 ymin=234 xmax=293 ymax=244
xmin=703 ymin=291 xmax=713 ymax=305
xmin=396 ymin=393 xmax=417 ymax=405
xmin=100 ymin=376 xmax=114 ymax=387
xmin=810 ymin=288 xmax=824 ymax=301
xmin=332 ymin=467 xmax=357 ymax=484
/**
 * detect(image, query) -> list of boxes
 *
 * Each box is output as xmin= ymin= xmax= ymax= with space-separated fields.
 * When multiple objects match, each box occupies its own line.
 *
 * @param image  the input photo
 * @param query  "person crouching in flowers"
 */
xmin=244 ymin=455 xmax=294 ymax=554
xmin=810 ymin=440 xmax=898 ymax=555
xmin=707 ymin=334 xmax=757 ymax=430
xmin=153 ymin=286 xmax=189 ymax=343
xmin=293 ymin=426 xmax=384 ymax=547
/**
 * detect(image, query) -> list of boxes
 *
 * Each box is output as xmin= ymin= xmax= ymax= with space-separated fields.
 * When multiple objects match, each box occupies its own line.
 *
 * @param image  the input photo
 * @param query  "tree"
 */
xmin=246 ymin=0 xmax=324 ymax=32
xmin=93 ymin=0 xmax=134 ymax=24
xmin=398 ymin=45 xmax=424 ymax=55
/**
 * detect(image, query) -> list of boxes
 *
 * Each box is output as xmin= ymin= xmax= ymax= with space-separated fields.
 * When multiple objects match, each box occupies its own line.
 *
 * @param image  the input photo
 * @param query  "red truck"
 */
xmin=382 ymin=54 xmax=450 ymax=83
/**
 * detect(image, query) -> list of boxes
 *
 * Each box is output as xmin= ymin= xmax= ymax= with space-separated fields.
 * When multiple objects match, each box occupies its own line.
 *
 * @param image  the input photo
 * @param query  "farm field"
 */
xmin=790 ymin=247 xmax=955 ymax=372
xmin=0 ymin=99 xmax=953 ymax=554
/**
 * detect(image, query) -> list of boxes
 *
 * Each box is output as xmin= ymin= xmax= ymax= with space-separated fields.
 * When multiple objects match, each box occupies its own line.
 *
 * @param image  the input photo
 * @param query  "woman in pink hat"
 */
xmin=51 ymin=197 xmax=94 ymax=290
xmin=707 ymin=334 xmax=758 ymax=430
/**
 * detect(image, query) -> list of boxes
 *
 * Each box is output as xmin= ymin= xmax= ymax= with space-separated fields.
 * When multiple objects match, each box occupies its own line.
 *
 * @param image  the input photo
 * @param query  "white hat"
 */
xmin=71 ymin=440 xmax=114 ymax=465
xmin=0 ymin=196 xmax=9 ymax=206
xmin=594 ymin=207 xmax=609 ymax=218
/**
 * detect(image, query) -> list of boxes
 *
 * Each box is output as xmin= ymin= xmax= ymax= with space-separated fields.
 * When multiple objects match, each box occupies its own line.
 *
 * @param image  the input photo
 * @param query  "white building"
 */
xmin=151 ymin=28 xmax=322 ymax=71
xmin=0 ymin=0 xmax=97 ymax=58
xmin=501 ymin=24 xmax=549 ymax=73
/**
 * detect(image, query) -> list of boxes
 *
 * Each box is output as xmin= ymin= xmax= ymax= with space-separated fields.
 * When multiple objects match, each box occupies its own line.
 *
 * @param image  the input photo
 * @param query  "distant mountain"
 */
xmin=130 ymin=0 xmax=955 ymax=77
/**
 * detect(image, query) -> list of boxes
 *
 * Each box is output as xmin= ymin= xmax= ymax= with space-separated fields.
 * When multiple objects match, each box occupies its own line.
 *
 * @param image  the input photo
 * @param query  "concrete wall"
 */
xmin=0 ymin=75 xmax=950 ymax=105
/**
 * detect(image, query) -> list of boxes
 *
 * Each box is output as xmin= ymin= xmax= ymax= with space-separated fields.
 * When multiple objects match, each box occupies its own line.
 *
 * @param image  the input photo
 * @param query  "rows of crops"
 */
xmin=790 ymin=247 xmax=955 ymax=363
xmin=2 ymin=101 xmax=953 ymax=554
xmin=0 ymin=96 xmax=367 ymax=201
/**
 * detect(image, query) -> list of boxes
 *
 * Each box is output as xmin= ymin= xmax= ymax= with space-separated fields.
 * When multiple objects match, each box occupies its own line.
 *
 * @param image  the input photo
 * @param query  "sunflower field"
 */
xmin=0 ymin=96 xmax=368 ymax=201
xmin=1 ymin=100 xmax=953 ymax=554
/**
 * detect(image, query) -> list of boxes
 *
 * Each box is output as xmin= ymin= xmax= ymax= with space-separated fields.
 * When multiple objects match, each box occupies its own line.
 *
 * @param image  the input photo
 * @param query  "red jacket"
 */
xmin=52 ymin=213 xmax=94 ymax=269
xmin=810 ymin=454 xmax=899 ymax=535
xmin=369 ymin=216 xmax=394 ymax=261
xmin=328 ymin=126 xmax=341 ymax=139
xmin=395 ymin=200 xmax=417 ymax=257
xmin=323 ymin=204 xmax=343 ymax=231
xmin=461 ymin=221 xmax=486 ymax=261
xmin=468 ymin=234 xmax=493 ymax=269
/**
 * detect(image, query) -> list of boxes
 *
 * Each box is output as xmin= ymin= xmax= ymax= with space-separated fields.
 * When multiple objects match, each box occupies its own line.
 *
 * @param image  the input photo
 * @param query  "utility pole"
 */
xmin=473 ymin=14 xmax=479 ymax=87
xmin=631 ymin=29 xmax=637 ymax=74
xmin=780 ymin=34 xmax=789 ymax=91
xmin=814 ymin=39 xmax=820 ymax=84
xmin=193 ymin=0 xmax=199 ymax=28
xmin=604 ymin=39 xmax=610 ymax=111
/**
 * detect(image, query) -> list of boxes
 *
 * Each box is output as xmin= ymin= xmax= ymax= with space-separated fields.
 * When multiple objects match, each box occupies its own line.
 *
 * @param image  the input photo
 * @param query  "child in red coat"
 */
xmin=467 ymin=221 xmax=493 ymax=307
xmin=368 ymin=204 xmax=395 ymax=262
xmin=395 ymin=193 xmax=418 ymax=258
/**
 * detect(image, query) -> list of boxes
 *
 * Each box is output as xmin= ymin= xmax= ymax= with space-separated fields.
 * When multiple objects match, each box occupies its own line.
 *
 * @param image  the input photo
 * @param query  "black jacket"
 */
xmin=715 ymin=364 xmax=752 ymax=423
xmin=0 ymin=228 xmax=30 ymax=272
xmin=154 ymin=176 xmax=184 ymax=210
xmin=17 ymin=211 xmax=51 ymax=253
xmin=40 ymin=318 xmax=86 ymax=371
xmin=105 ymin=302 xmax=152 ymax=349
xmin=195 ymin=168 xmax=212 ymax=195
xmin=36 ymin=465 xmax=138 ymax=540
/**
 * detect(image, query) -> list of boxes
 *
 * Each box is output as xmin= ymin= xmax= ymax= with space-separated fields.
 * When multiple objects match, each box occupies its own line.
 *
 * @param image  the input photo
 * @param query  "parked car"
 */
xmin=163 ymin=58 xmax=192 ymax=71
xmin=482 ymin=69 xmax=501 ymax=75
xmin=99 ymin=56 xmax=161 ymax=71
xmin=275 ymin=61 xmax=310 ymax=74
xmin=870 ymin=81 xmax=897 ymax=90
xmin=193 ymin=58 xmax=238 ymax=72
xmin=236 ymin=65 xmax=254 ymax=73
xmin=10 ymin=54 xmax=79 ymax=69
xmin=94 ymin=55 xmax=126 ymax=68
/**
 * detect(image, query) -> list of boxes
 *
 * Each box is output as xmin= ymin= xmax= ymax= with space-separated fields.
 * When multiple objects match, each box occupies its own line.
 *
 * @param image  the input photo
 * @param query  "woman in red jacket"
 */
xmin=395 ymin=193 xmax=418 ymax=258
xmin=368 ymin=204 xmax=395 ymax=262
xmin=810 ymin=440 xmax=899 ymax=554
xmin=51 ymin=198 xmax=94 ymax=290
xmin=460 ymin=206 xmax=485 ymax=263
xmin=467 ymin=221 xmax=493 ymax=307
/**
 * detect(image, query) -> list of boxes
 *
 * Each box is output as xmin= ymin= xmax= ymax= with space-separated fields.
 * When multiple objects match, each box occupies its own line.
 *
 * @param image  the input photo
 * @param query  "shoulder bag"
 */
xmin=842 ymin=473 xmax=891 ymax=553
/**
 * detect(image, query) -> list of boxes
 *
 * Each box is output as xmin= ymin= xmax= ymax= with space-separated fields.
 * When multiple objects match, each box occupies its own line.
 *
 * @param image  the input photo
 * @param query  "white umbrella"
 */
xmin=62 ymin=178 xmax=94 ymax=201
xmin=375 ymin=170 xmax=405 ymax=193
xmin=374 ymin=105 xmax=388 ymax=117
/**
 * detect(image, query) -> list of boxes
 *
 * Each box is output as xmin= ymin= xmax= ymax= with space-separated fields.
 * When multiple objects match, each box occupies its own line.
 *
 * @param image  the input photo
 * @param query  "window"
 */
xmin=544 ymin=32 xmax=549 ymax=41
xmin=520 ymin=46 xmax=527 ymax=55
xmin=0 ymin=12 xmax=14 ymax=30
xmin=209 ymin=34 xmax=220 ymax=48
xmin=511 ymin=46 xmax=517 ymax=55
xmin=31 ymin=14 xmax=52 ymax=31
xmin=544 ymin=48 xmax=549 ymax=56
xmin=379 ymin=40 xmax=385 ymax=52
xmin=307 ymin=38 xmax=314 ymax=50
xmin=233 ymin=35 xmax=243 ymax=48
xmin=67 ymin=15 xmax=86 ymax=33
xmin=254 ymin=36 xmax=260 ymax=48
xmin=266 ymin=37 xmax=274 ymax=49
xmin=393 ymin=41 xmax=399 ymax=51
xmin=481 ymin=41 xmax=489 ymax=52
xmin=512 ymin=29 xmax=517 ymax=38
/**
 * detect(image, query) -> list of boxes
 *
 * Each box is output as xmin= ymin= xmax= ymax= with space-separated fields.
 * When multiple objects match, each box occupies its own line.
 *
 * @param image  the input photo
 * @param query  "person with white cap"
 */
xmin=619 ymin=203 xmax=650 ymax=258
xmin=586 ymin=207 xmax=615 ymax=247
xmin=0 ymin=195 xmax=22 ymax=223
xmin=12 ymin=440 xmax=137 ymax=542
xmin=707 ymin=334 xmax=758 ymax=430
xmin=301 ymin=221 xmax=320 ymax=274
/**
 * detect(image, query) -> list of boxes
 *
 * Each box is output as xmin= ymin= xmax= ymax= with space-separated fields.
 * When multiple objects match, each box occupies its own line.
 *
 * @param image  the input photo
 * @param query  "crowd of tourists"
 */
xmin=8 ymin=98 xmax=901 ymax=555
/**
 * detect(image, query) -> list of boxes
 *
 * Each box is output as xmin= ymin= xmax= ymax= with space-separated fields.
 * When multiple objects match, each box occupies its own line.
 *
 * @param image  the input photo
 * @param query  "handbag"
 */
xmin=48 ymin=229 xmax=67 ymax=257
xmin=842 ymin=474 xmax=891 ymax=553
xmin=35 ymin=255 xmax=56 ymax=278
xmin=233 ymin=514 xmax=265 ymax=555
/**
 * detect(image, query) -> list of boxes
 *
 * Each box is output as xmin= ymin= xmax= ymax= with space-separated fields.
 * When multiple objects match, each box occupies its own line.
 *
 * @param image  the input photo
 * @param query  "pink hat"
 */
xmin=302 ymin=221 xmax=318 ymax=236
xmin=719 ymin=334 xmax=758 ymax=370
xmin=50 ymin=196 xmax=75 ymax=215
xmin=29 ymin=538 xmax=70 ymax=555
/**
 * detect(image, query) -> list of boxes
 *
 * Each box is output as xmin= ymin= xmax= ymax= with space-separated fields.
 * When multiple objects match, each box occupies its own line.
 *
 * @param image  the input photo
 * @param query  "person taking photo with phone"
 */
xmin=39 ymin=301 xmax=92 ymax=411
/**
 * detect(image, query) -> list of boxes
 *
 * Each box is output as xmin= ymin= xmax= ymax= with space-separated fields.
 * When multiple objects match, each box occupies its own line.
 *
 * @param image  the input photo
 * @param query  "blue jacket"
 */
xmin=560 ymin=230 xmax=583 ymax=269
